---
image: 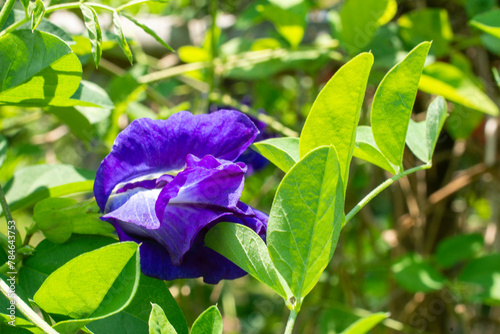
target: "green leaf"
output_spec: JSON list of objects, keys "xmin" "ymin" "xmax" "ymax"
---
[
  {"xmin": 28, "ymin": 0, "xmax": 46, "ymax": 31},
  {"xmin": 116, "ymin": 0, "xmax": 169, "ymax": 12},
  {"xmin": 341, "ymin": 313, "xmax": 389, "ymax": 334},
  {"xmin": 426, "ymin": 96, "xmax": 448, "ymax": 161},
  {"xmin": 149, "ymin": 303, "xmax": 177, "ymax": 334},
  {"xmin": 205, "ymin": 223, "xmax": 290, "ymax": 299},
  {"xmin": 113, "ymin": 12, "xmax": 133, "ymax": 64},
  {"xmin": 87, "ymin": 274, "xmax": 188, "ymax": 334},
  {"xmin": 177, "ymin": 46, "xmax": 210, "ymax": 63},
  {"xmin": 445, "ymin": 105, "xmax": 484, "ymax": 140},
  {"xmin": 340, "ymin": 0, "xmax": 397, "ymax": 54},
  {"xmin": 0, "ymin": 134, "xmax": 6, "ymax": 168},
  {"xmin": 0, "ymin": 30, "xmax": 82, "ymax": 107},
  {"xmin": 299, "ymin": 53, "xmax": 373, "ymax": 191},
  {"xmin": 392, "ymin": 253, "xmax": 446, "ymax": 293},
  {"xmin": 121, "ymin": 14, "xmax": 174, "ymax": 51},
  {"xmin": 406, "ymin": 119, "xmax": 428, "ymax": 163},
  {"xmin": 33, "ymin": 198, "xmax": 115, "ymax": 244},
  {"xmin": 268, "ymin": 146, "xmax": 344, "ymax": 302},
  {"xmin": 20, "ymin": 0, "xmax": 30, "ymax": 16},
  {"xmin": 398, "ymin": 9, "xmax": 453, "ymax": 57},
  {"xmin": 1, "ymin": 164, "xmax": 95, "ymax": 215},
  {"xmin": 353, "ymin": 126, "xmax": 397, "ymax": 175},
  {"xmin": 2, "ymin": 10, "xmax": 73, "ymax": 43},
  {"xmin": 35, "ymin": 242, "xmax": 140, "ymax": 333},
  {"xmin": 459, "ymin": 254, "xmax": 500, "ymax": 303},
  {"xmin": 419, "ymin": 62, "xmax": 499, "ymax": 116},
  {"xmin": 191, "ymin": 306, "xmax": 223, "ymax": 334},
  {"xmin": 67, "ymin": 80, "xmax": 114, "ymax": 108},
  {"xmin": 80, "ymin": 4, "xmax": 103, "ymax": 68},
  {"xmin": 257, "ymin": 4, "xmax": 306, "ymax": 49},
  {"xmin": 465, "ymin": 0, "xmax": 496, "ymax": 18},
  {"xmin": 48, "ymin": 105, "xmax": 111, "ymax": 141},
  {"xmin": 371, "ymin": 41, "xmax": 431, "ymax": 169},
  {"xmin": 470, "ymin": 9, "xmax": 500, "ymax": 39},
  {"xmin": 252, "ymin": 137, "xmax": 299, "ymax": 173},
  {"xmin": 436, "ymin": 234, "xmax": 484, "ymax": 268},
  {"xmin": 18, "ymin": 235, "xmax": 117, "ymax": 298}
]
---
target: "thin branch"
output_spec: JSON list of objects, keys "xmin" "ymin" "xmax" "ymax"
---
[{"xmin": 0, "ymin": 279, "xmax": 58, "ymax": 334}]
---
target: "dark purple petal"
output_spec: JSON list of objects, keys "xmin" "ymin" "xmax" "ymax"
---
[
  {"xmin": 154, "ymin": 161, "xmax": 247, "ymax": 264},
  {"xmin": 116, "ymin": 179, "xmax": 157, "ymax": 194},
  {"xmin": 113, "ymin": 213, "xmax": 268, "ymax": 284},
  {"xmin": 94, "ymin": 110, "xmax": 259, "ymax": 211}
]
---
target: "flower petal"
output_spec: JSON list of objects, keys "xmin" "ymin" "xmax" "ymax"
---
[
  {"xmin": 113, "ymin": 213, "xmax": 268, "ymax": 284},
  {"xmin": 103, "ymin": 187, "xmax": 162, "ymax": 230},
  {"xmin": 154, "ymin": 161, "xmax": 247, "ymax": 264},
  {"xmin": 94, "ymin": 110, "xmax": 259, "ymax": 211}
]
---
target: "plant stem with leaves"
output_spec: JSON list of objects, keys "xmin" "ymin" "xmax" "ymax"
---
[{"xmin": 0, "ymin": 0, "xmax": 16, "ymax": 31}]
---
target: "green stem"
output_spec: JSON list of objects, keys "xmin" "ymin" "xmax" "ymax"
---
[
  {"xmin": 344, "ymin": 164, "xmax": 432, "ymax": 225},
  {"xmin": 284, "ymin": 309, "xmax": 298, "ymax": 334},
  {"xmin": 0, "ymin": 0, "xmax": 16, "ymax": 32},
  {"xmin": 0, "ymin": 1, "xmax": 115, "ymax": 37},
  {"xmin": 0, "ymin": 278, "xmax": 59, "ymax": 334},
  {"xmin": 0, "ymin": 183, "xmax": 21, "ymax": 248}
]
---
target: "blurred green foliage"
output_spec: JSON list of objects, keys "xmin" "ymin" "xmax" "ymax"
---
[{"xmin": 1, "ymin": 0, "xmax": 500, "ymax": 333}]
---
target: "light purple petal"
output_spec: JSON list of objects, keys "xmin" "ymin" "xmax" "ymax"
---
[
  {"xmin": 94, "ymin": 110, "xmax": 259, "ymax": 211},
  {"xmin": 154, "ymin": 160, "xmax": 247, "ymax": 264},
  {"xmin": 103, "ymin": 187, "xmax": 162, "ymax": 230}
]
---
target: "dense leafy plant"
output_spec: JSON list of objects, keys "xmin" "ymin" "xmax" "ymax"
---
[{"xmin": 1, "ymin": 0, "xmax": 500, "ymax": 333}]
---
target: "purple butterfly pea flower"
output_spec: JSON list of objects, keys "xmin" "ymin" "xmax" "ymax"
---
[
  {"xmin": 94, "ymin": 110, "xmax": 268, "ymax": 284},
  {"xmin": 211, "ymin": 102, "xmax": 278, "ymax": 175}
]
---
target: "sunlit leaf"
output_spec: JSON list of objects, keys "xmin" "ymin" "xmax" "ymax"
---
[
  {"xmin": 205, "ymin": 223, "xmax": 290, "ymax": 299},
  {"xmin": 35, "ymin": 242, "xmax": 140, "ymax": 333},
  {"xmin": 252, "ymin": 137, "xmax": 299, "ymax": 173},
  {"xmin": 406, "ymin": 119, "xmax": 428, "ymax": 162},
  {"xmin": 177, "ymin": 46, "xmax": 210, "ymax": 63},
  {"xmin": 425, "ymin": 96, "xmax": 448, "ymax": 161},
  {"xmin": 0, "ymin": 30, "xmax": 82, "ymax": 107},
  {"xmin": 354, "ymin": 126, "xmax": 397, "ymax": 175},
  {"xmin": 419, "ymin": 62, "xmax": 499, "ymax": 116},
  {"xmin": 33, "ymin": 198, "xmax": 115, "ymax": 244},
  {"xmin": 67, "ymin": 80, "xmax": 114, "ymax": 108},
  {"xmin": 121, "ymin": 14, "xmax": 174, "ymax": 51},
  {"xmin": 398, "ymin": 9, "xmax": 453, "ymax": 57},
  {"xmin": 87, "ymin": 274, "xmax": 188, "ymax": 334},
  {"xmin": 257, "ymin": 3, "xmax": 306, "ymax": 49},
  {"xmin": 459, "ymin": 254, "xmax": 500, "ymax": 303},
  {"xmin": 0, "ymin": 134, "xmax": 6, "ymax": 168},
  {"xmin": 470, "ymin": 9, "xmax": 500, "ymax": 39},
  {"xmin": 18, "ymin": 235, "xmax": 116, "ymax": 297},
  {"xmin": 445, "ymin": 104, "xmax": 484, "ymax": 140},
  {"xmin": 28, "ymin": 0, "xmax": 45, "ymax": 31},
  {"xmin": 191, "ymin": 306, "xmax": 222, "ymax": 334},
  {"xmin": 436, "ymin": 234, "xmax": 484, "ymax": 268},
  {"xmin": 80, "ymin": 4, "xmax": 103, "ymax": 68},
  {"xmin": 149, "ymin": 303, "xmax": 177, "ymax": 334},
  {"xmin": 341, "ymin": 313, "xmax": 389, "ymax": 334},
  {"xmin": 371, "ymin": 42, "xmax": 431, "ymax": 169},
  {"xmin": 1, "ymin": 164, "xmax": 95, "ymax": 216},
  {"xmin": 299, "ymin": 53, "xmax": 373, "ymax": 190},
  {"xmin": 268, "ymin": 146, "xmax": 344, "ymax": 302},
  {"xmin": 116, "ymin": 0, "xmax": 169, "ymax": 12},
  {"xmin": 340, "ymin": 0, "xmax": 397, "ymax": 54},
  {"xmin": 2, "ymin": 9, "xmax": 73, "ymax": 43},
  {"xmin": 392, "ymin": 253, "xmax": 446, "ymax": 293},
  {"xmin": 113, "ymin": 11, "xmax": 133, "ymax": 64}
]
